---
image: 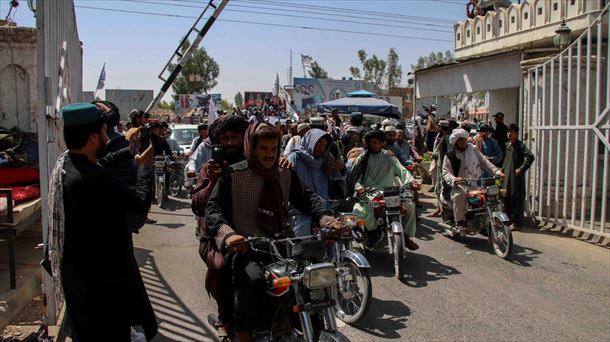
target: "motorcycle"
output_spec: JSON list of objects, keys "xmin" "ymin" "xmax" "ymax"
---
[
  {"xmin": 168, "ymin": 155, "xmax": 187, "ymax": 197},
  {"xmin": 440, "ymin": 176, "xmax": 513, "ymax": 259},
  {"xmin": 215, "ymin": 235, "xmax": 350, "ymax": 342},
  {"xmin": 317, "ymin": 213, "xmax": 372, "ymax": 325},
  {"xmin": 153, "ymin": 155, "xmax": 169, "ymax": 209},
  {"xmin": 353, "ymin": 178, "xmax": 413, "ymax": 279}
]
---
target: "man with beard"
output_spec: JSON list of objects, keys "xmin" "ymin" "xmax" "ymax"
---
[
  {"xmin": 191, "ymin": 115, "xmax": 250, "ymax": 339},
  {"xmin": 189, "ymin": 123, "xmax": 209, "ymax": 156},
  {"xmin": 288, "ymin": 128, "xmax": 344, "ymax": 236},
  {"xmin": 347, "ymin": 130, "xmax": 421, "ymax": 250},
  {"xmin": 52, "ymin": 104, "xmax": 157, "ymax": 341},
  {"xmin": 492, "ymin": 112, "xmax": 509, "ymax": 158},
  {"xmin": 205, "ymin": 122, "xmax": 339, "ymax": 342},
  {"xmin": 384, "ymin": 126, "xmax": 411, "ymax": 167},
  {"xmin": 442, "ymin": 129, "xmax": 504, "ymax": 228}
]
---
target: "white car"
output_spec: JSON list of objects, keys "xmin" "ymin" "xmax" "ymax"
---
[{"xmin": 170, "ymin": 124, "xmax": 199, "ymax": 154}]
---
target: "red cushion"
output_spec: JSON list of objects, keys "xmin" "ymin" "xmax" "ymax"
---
[
  {"xmin": 0, "ymin": 185, "xmax": 40, "ymax": 204},
  {"xmin": 0, "ymin": 167, "xmax": 39, "ymax": 187}
]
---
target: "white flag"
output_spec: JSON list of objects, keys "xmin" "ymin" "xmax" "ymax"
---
[
  {"xmin": 301, "ymin": 54, "xmax": 313, "ymax": 68},
  {"xmin": 207, "ymin": 96, "xmax": 217, "ymax": 124},
  {"xmin": 273, "ymin": 73, "xmax": 280, "ymax": 96}
]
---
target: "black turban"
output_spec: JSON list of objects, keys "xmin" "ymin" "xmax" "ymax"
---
[
  {"xmin": 209, "ymin": 115, "xmax": 249, "ymax": 144},
  {"xmin": 363, "ymin": 129, "xmax": 386, "ymax": 144}
]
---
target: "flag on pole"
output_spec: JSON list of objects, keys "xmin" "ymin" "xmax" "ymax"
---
[
  {"xmin": 301, "ymin": 54, "xmax": 313, "ymax": 68},
  {"xmin": 273, "ymin": 73, "xmax": 280, "ymax": 96},
  {"xmin": 207, "ymin": 96, "xmax": 217, "ymax": 124},
  {"xmin": 96, "ymin": 63, "xmax": 106, "ymax": 91}
]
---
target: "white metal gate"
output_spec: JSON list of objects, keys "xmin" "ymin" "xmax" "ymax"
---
[
  {"xmin": 523, "ymin": 4, "xmax": 610, "ymax": 238},
  {"xmin": 36, "ymin": 0, "xmax": 83, "ymax": 324}
]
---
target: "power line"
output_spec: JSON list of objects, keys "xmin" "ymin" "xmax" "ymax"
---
[
  {"xmin": 122, "ymin": 0, "xmax": 453, "ymax": 33},
  {"xmin": 232, "ymin": 0, "xmax": 457, "ymax": 23},
  {"xmin": 74, "ymin": 5, "xmax": 454, "ymax": 42},
  {"xmin": 172, "ymin": 0, "xmax": 457, "ymax": 24}
]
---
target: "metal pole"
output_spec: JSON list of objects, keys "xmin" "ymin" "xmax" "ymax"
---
[
  {"xmin": 539, "ymin": 65, "xmax": 546, "ymax": 219},
  {"xmin": 589, "ymin": 21, "xmax": 602, "ymax": 233},
  {"xmin": 547, "ymin": 59, "xmax": 554, "ymax": 221},
  {"xmin": 580, "ymin": 29, "xmax": 592, "ymax": 228},
  {"xmin": 601, "ymin": 10, "xmax": 610, "ymax": 233},
  {"xmin": 146, "ymin": 0, "xmax": 230, "ymax": 113},
  {"xmin": 572, "ymin": 38, "xmax": 582, "ymax": 226},
  {"xmin": 555, "ymin": 53, "xmax": 562, "ymax": 224},
  {"xmin": 563, "ymin": 45, "xmax": 573, "ymax": 223}
]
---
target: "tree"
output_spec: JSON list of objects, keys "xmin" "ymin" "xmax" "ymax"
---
[
  {"xmin": 170, "ymin": 39, "xmax": 220, "ymax": 95},
  {"xmin": 386, "ymin": 48, "xmax": 403, "ymax": 91},
  {"xmin": 349, "ymin": 49, "xmax": 386, "ymax": 94},
  {"xmin": 308, "ymin": 61, "xmax": 329, "ymax": 79},
  {"xmin": 411, "ymin": 50, "xmax": 455, "ymax": 72},
  {"xmin": 234, "ymin": 92, "xmax": 244, "ymax": 108},
  {"xmin": 158, "ymin": 100, "xmax": 175, "ymax": 111},
  {"xmin": 220, "ymin": 99, "xmax": 232, "ymax": 112}
]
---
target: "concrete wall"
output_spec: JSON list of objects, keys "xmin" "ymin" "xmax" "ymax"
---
[
  {"xmin": 0, "ymin": 27, "xmax": 37, "ymax": 132},
  {"xmin": 105, "ymin": 89, "xmax": 154, "ymax": 120},
  {"xmin": 488, "ymin": 87, "xmax": 520, "ymax": 125},
  {"xmin": 455, "ymin": 0, "xmax": 604, "ymax": 60}
]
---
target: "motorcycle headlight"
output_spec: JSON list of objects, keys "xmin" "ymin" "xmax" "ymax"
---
[
  {"xmin": 341, "ymin": 213, "xmax": 358, "ymax": 228},
  {"xmin": 302, "ymin": 263, "xmax": 336, "ymax": 289}
]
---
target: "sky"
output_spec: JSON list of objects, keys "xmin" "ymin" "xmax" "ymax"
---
[{"xmin": 4, "ymin": 0, "xmax": 467, "ymax": 103}]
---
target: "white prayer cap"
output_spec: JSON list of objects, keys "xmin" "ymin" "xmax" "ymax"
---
[
  {"xmin": 384, "ymin": 125, "xmax": 397, "ymax": 133},
  {"xmin": 449, "ymin": 128, "xmax": 469, "ymax": 145}
]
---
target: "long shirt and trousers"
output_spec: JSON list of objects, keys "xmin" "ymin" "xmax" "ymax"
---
[
  {"xmin": 351, "ymin": 152, "xmax": 417, "ymax": 238},
  {"xmin": 61, "ymin": 150, "xmax": 157, "ymax": 341},
  {"xmin": 442, "ymin": 145, "xmax": 499, "ymax": 223},
  {"xmin": 502, "ymin": 140, "xmax": 535, "ymax": 226}
]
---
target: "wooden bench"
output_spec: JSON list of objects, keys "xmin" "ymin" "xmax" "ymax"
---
[{"xmin": 0, "ymin": 189, "xmax": 41, "ymax": 290}]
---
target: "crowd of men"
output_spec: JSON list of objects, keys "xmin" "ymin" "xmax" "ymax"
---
[{"xmin": 47, "ymin": 99, "xmax": 534, "ymax": 341}]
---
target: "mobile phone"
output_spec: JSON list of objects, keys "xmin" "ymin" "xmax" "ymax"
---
[{"xmin": 212, "ymin": 144, "xmax": 226, "ymax": 167}]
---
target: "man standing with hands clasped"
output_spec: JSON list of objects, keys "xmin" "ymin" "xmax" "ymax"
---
[{"xmin": 502, "ymin": 124, "xmax": 535, "ymax": 231}]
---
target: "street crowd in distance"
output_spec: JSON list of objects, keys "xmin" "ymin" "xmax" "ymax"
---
[{"xmin": 47, "ymin": 99, "xmax": 534, "ymax": 342}]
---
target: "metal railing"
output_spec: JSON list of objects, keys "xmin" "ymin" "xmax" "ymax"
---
[
  {"xmin": 523, "ymin": 3, "xmax": 610, "ymax": 238},
  {"xmin": 36, "ymin": 0, "xmax": 83, "ymax": 325}
]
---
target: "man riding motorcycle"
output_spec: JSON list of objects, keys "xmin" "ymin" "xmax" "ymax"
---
[
  {"xmin": 441, "ymin": 128, "xmax": 505, "ymax": 228},
  {"xmin": 205, "ymin": 122, "xmax": 340, "ymax": 342},
  {"xmin": 347, "ymin": 130, "xmax": 421, "ymax": 250}
]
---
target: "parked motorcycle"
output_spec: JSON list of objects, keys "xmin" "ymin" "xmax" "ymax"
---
[
  {"xmin": 353, "ymin": 178, "xmax": 413, "ymax": 279},
  {"xmin": 214, "ymin": 235, "xmax": 350, "ymax": 342},
  {"xmin": 153, "ymin": 155, "xmax": 169, "ymax": 208},
  {"xmin": 317, "ymin": 213, "xmax": 372, "ymax": 325},
  {"xmin": 168, "ymin": 155, "xmax": 187, "ymax": 197},
  {"xmin": 440, "ymin": 176, "xmax": 513, "ymax": 259}
]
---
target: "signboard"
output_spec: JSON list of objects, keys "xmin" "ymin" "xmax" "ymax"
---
[
  {"xmin": 174, "ymin": 93, "xmax": 221, "ymax": 117},
  {"xmin": 292, "ymin": 78, "xmax": 374, "ymax": 112},
  {"xmin": 244, "ymin": 92, "xmax": 273, "ymax": 109},
  {"xmin": 104, "ymin": 89, "xmax": 154, "ymax": 120}
]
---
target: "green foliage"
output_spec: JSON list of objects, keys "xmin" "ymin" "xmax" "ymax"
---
[
  {"xmin": 234, "ymin": 92, "xmax": 244, "ymax": 107},
  {"xmin": 411, "ymin": 50, "xmax": 455, "ymax": 72},
  {"xmin": 170, "ymin": 39, "xmax": 220, "ymax": 95},
  {"xmin": 158, "ymin": 100, "xmax": 174, "ymax": 111},
  {"xmin": 349, "ymin": 48, "xmax": 403, "ymax": 94},
  {"xmin": 220, "ymin": 99, "xmax": 232, "ymax": 111},
  {"xmin": 308, "ymin": 62, "xmax": 329, "ymax": 79}
]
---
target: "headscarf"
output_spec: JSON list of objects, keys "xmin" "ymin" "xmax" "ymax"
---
[
  {"xmin": 290, "ymin": 129, "xmax": 333, "ymax": 199},
  {"xmin": 449, "ymin": 128, "xmax": 469, "ymax": 145},
  {"xmin": 244, "ymin": 122, "xmax": 288, "ymax": 236}
]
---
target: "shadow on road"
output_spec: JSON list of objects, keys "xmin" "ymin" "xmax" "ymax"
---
[
  {"xmin": 134, "ymin": 247, "xmax": 216, "ymax": 342},
  {"xmin": 156, "ymin": 199, "xmax": 192, "ymax": 212},
  {"xmin": 153, "ymin": 223, "xmax": 186, "ymax": 230},
  {"xmin": 416, "ymin": 215, "xmax": 444, "ymax": 241},
  {"xmin": 458, "ymin": 234, "xmax": 543, "ymax": 267},
  {"xmin": 353, "ymin": 297, "xmax": 411, "ymax": 339},
  {"xmin": 367, "ymin": 251, "xmax": 460, "ymax": 287}
]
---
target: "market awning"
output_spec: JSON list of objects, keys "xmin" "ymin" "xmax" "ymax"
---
[{"xmin": 317, "ymin": 96, "xmax": 401, "ymax": 119}]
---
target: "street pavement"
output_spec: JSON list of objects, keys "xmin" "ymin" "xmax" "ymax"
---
[{"xmin": 133, "ymin": 189, "xmax": 610, "ymax": 341}]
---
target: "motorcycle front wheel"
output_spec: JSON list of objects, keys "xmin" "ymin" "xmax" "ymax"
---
[
  {"xmin": 169, "ymin": 171, "xmax": 183, "ymax": 197},
  {"xmin": 156, "ymin": 178, "xmax": 166, "ymax": 209},
  {"xmin": 490, "ymin": 217, "xmax": 512, "ymax": 259},
  {"xmin": 319, "ymin": 330, "xmax": 350, "ymax": 342},
  {"xmin": 393, "ymin": 233, "xmax": 404, "ymax": 279},
  {"xmin": 334, "ymin": 260, "xmax": 372, "ymax": 325}
]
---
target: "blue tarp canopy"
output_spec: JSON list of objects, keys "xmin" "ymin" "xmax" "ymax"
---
[{"xmin": 317, "ymin": 92, "xmax": 401, "ymax": 119}]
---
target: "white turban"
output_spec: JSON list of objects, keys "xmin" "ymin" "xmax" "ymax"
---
[
  {"xmin": 384, "ymin": 125, "xmax": 397, "ymax": 133},
  {"xmin": 449, "ymin": 128, "xmax": 469, "ymax": 145}
]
